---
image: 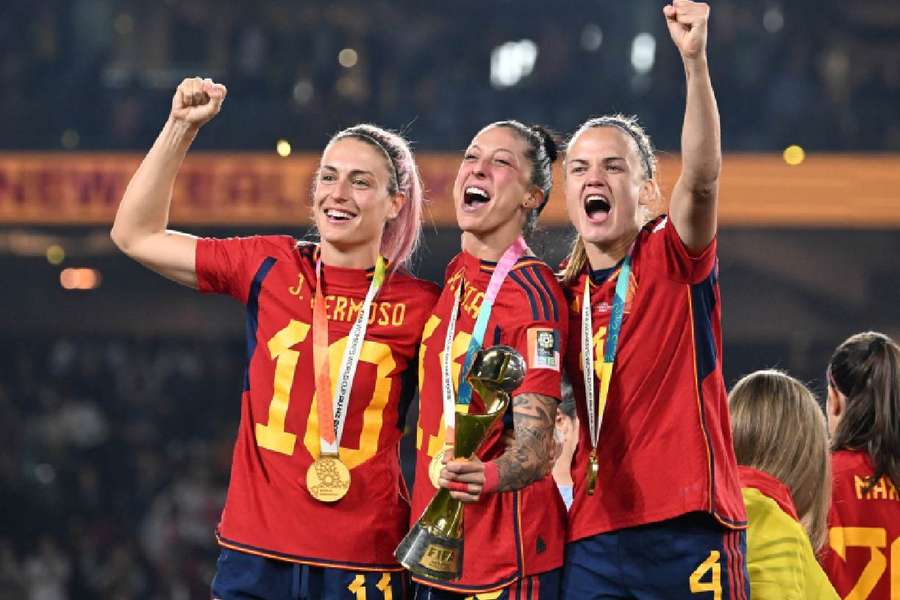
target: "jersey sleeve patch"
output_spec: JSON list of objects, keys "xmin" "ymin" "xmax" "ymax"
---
[{"xmin": 527, "ymin": 328, "xmax": 560, "ymax": 371}]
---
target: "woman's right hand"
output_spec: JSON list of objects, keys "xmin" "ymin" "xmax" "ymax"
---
[
  {"xmin": 170, "ymin": 77, "xmax": 227, "ymax": 128},
  {"xmin": 110, "ymin": 77, "xmax": 224, "ymax": 288}
]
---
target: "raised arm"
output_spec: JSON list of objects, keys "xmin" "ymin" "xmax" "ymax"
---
[
  {"xmin": 664, "ymin": 1, "xmax": 720, "ymax": 253},
  {"xmin": 440, "ymin": 392, "xmax": 558, "ymax": 502},
  {"xmin": 110, "ymin": 77, "xmax": 227, "ymax": 288}
]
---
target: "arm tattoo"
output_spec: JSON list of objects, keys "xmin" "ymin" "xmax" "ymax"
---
[{"xmin": 493, "ymin": 392, "xmax": 557, "ymax": 492}]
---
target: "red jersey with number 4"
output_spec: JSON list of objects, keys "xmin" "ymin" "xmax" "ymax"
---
[
  {"xmin": 195, "ymin": 236, "xmax": 440, "ymax": 570},
  {"xmin": 820, "ymin": 449, "xmax": 900, "ymax": 599},
  {"xmin": 411, "ymin": 251, "xmax": 569, "ymax": 593},
  {"xmin": 564, "ymin": 217, "xmax": 746, "ymax": 542}
]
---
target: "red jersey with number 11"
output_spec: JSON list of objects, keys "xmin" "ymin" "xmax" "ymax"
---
[{"xmin": 196, "ymin": 235, "xmax": 439, "ymax": 570}]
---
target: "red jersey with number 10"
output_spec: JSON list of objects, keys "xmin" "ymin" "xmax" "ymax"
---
[
  {"xmin": 196, "ymin": 235, "xmax": 440, "ymax": 570},
  {"xmin": 563, "ymin": 217, "xmax": 746, "ymax": 542},
  {"xmin": 412, "ymin": 251, "xmax": 569, "ymax": 593},
  {"xmin": 820, "ymin": 449, "xmax": 900, "ymax": 599}
]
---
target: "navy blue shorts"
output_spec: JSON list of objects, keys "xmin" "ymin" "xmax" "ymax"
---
[
  {"xmin": 412, "ymin": 569, "xmax": 560, "ymax": 600},
  {"xmin": 561, "ymin": 513, "xmax": 749, "ymax": 600},
  {"xmin": 211, "ymin": 548, "xmax": 409, "ymax": 600}
]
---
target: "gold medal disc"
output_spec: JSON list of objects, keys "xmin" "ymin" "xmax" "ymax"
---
[{"xmin": 306, "ymin": 455, "xmax": 351, "ymax": 502}]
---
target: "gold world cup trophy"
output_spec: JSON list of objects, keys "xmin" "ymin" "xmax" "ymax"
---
[{"xmin": 394, "ymin": 344, "xmax": 526, "ymax": 581}]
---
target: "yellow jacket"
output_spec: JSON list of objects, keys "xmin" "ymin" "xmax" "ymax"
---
[{"xmin": 739, "ymin": 466, "xmax": 839, "ymax": 600}]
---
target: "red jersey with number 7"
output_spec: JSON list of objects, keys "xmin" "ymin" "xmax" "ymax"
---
[
  {"xmin": 411, "ymin": 251, "xmax": 569, "ymax": 593},
  {"xmin": 820, "ymin": 449, "xmax": 900, "ymax": 599},
  {"xmin": 563, "ymin": 216, "xmax": 746, "ymax": 541},
  {"xmin": 195, "ymin": 235, "xmax": 440, "ymax": 570}
]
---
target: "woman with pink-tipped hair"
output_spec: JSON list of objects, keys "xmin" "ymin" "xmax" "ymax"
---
[{"xmin": 111, "ymin": 76, "xmax": 439, "ymax": 599}]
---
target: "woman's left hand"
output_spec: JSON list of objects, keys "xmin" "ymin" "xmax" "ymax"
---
[{"xmin": 663, "ymin": 0, "xmax": 710, "ymax": 61}]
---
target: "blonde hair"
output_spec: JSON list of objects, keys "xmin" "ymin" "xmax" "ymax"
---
[
  {"xmin": 729, "ymin": 369, "xmax": 831, "ymax": 552},
  {"xmin": 559, "ymin": 114, "xmax": 661, "ymax": 285}
]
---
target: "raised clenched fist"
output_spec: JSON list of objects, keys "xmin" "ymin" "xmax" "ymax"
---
[
  {"xmin": 663, "ymin": 0, "xmax": 710, "ymax": 61},
  {"xmin": 170, "ymin": 77, "xmax": 227, "ymax": 128}
]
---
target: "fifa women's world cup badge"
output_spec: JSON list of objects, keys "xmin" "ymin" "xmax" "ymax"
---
[
  {"xmin": 527, "ymin": 327, "xmax": 560, "ymax": 371},
  {"xmin": 395, "ymin": 345, "xmax": 526, "ymax": 581}
]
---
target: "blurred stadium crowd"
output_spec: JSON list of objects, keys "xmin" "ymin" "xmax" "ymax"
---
[
  {"xmin": 2, "ymin": 0, "xmax": 899, "ymax": 153},
  {"xmin": 1, "ymin": 337, "xmax": 242, "ymax": 599}
]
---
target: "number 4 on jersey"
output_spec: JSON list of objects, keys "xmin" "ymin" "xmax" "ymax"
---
[{"xmin": 690, "ymin": 550, "xmax": 723, "ymax": 600}]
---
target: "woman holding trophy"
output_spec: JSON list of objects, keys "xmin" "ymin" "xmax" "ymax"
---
[
  {"xmin": 405, "ymin": 121, "xmax": 569, "ymax": 599},
  {"xmin": 111, "ymin": 77, "xmax": 440, "ymax": 599}
]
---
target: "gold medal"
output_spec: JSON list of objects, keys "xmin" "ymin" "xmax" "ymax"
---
[
  {"xmin": 587, "ymin": 450, "xmax": 599, "ymax": 496},
  {"xmin": 428, "ymin": 445, "xmax": 453, "ymax": 489},
  {"xmin": 306, "ymin": 455, "xmax": 351, "ymax": 502}
]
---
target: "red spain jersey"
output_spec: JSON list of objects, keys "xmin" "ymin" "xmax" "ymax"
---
[
  {"xmin": 563, "ymin": 216, "xmax": 746, "ymax": 542},
  {"xmin": 411, "ymin": 251, "xmax": 569, "ymax": 593},
  {"xmin": 820, "ymin": 449, "xmax": 900, "ymax": 599},
  {"xmin": 195, "ymin": 235, "xmax": 440, "ymax": 570}
]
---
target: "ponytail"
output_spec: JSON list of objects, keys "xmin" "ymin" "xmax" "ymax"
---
[
  {"xmin": 560, "ymin": 236, "xmax": 588, "ymax": 286},
  {"xmin": 829, "ymin": 331, "xmax": 900, "ymax": 490}
]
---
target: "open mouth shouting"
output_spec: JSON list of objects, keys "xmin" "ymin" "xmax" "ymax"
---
[
  {"xmin": 323, "ymin": 207, "xmax": 357, "ymax": 223},
  {"xmin": 462, "ymin": 185, "xmax": 491, "ymax": 212},
  {"xmin": 584, "ymin": 193, "xmax": 611, "ymax": 223}
]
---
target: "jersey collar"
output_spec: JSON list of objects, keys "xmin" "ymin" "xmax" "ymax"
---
[{"xmin": 738, "ymin": 465, "xmax": 800, "ymax": 521}]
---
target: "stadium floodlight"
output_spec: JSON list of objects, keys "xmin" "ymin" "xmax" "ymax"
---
[
  {"xmin": 630, "ymin": 33, "xmax": 656, "ymax": 75},
  {"xmin": 490, "ymin": 40, "xmax": 539, "ymax": 88}
]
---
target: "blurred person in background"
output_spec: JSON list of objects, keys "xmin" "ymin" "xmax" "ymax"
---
[
  {"xmin": 24, "ymin": 536, "xmax": 70, "ymax": 600},
  {"xmin": 411, "ymin": 121, "xmax": 568, "ymax": 598},
  {"xmin": 552, "ymin": 377, "xmax": 578, "ymax": 510},
  {"xmin": 559, "ymin": 2, "xmax": 750, "ymax": 597},
  {"xmin": 111, "ymin": 76, "xmax": 440, "ymax": 599},
  {"xmin": 729, "ymin": 369, "xmax": 839, "ymax": 599},
  {"xmin": 0, "ymin": 539, "xmax": 26, "ymax": 600},
  {"xmin": 820, "ymin": 331, "xmax": 900, "ymax": 599}
]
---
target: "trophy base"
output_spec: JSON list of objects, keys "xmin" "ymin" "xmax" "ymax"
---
[{"xmin": 394, "ymin": 522, "xmax": 462, "ymax": 581}]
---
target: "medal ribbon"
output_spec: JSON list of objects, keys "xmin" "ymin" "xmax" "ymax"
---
[
  {"xmin": 313, "ymin": 254, "xmax": 386, "ymax": 456},
  {"xmin": 582, "ymin": 254, "xmax": 632, "ymax": 457},
  {"xmin": 440, "ymin": 237, "xmax": 528, "ymax": 437}
]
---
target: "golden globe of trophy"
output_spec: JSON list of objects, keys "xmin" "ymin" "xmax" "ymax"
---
[{"xmin": 394, "ymin": 344, "xmax": 526, "ymax": 581}]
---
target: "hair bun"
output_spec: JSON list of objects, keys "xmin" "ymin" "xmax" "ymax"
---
[{"xmin": 530, "ymin": 124, "xmax": 560, "ymax": 163}]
